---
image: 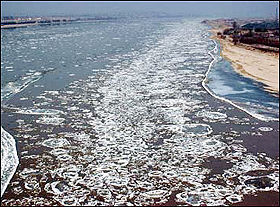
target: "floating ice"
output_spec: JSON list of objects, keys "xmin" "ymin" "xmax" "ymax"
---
[
  {"xmin": 182, "ymin": 123, "xmax": 212, "ymax": 136},
  {"xmin": 1, "ymin": 72, "xmax": 42, "ymax": 101},
  {"xmin": 196, "ymin": 110, "xmax": 227, "ymax": 120},
  {"xmin": 258, "ymin": 127, "xmax": 273, "ymax": 132},
  {"xmin": 1, "ymin": 127, "xmax": 19, "ymax": 197},
  {"xmin": 97, "ymin": 189, "xmax": 112, "ymax": 200},
  {"xmin": 47, "ymin": 181, "xmax": 71, "ymax": 195},
  {"xmin": 41, "ymin": 138, "xmax": 70, "ymax": 148},
  {"xmin": 226, "ymin": 194, "xmax": 243, "ymax": 203},
  {"xmin": 57, "ymin": 154, "xmax": 72, "ymax": 161},
  {"xmin": 176, "ymin": 191, "xmax": 202, "ymax": 205},
  {"xmin": 148, "ymin": 171, "xmax": 163, "ymax": 178},
  {"xmin": 143, "ymin": 190, "xmax": 168, "ymax": 199},
  {"xmin": 19, "ymin": 168, "xmax": 40, "ymax": 179},
  {"xmin": 45, "ymin": 91, "xmax": 59, "ymax": 95},
  {"xmin": 36, "ymin": 116, "xmax": 65, "ymax": 125},
  {"xmin": 24, "ymin": 178, "xmax": 40, "ymax": 192},
  {"xmin": 49, "ymin": 148, "xmax": 68, "ymax": 156},
  {"xmin": 14, "ymin": 108, "xmax": 64, "ymax": 115}
]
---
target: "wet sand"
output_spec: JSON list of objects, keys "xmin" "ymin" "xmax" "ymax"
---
[{"xmin": 209, "ymin": 25, "xmax": 279, "ymax": 96}]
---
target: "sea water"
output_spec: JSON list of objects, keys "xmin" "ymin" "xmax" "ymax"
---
[
  {"xmin": 1, "ymin": 16, "xmax": 279, "ymax": 205},
  {"xmin": 203, "ymin": 40, "xmax": 279, "ymax": 121}
]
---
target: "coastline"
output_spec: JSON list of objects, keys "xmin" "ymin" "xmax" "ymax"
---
[
  {"xmin": 209, "ymin": 26, "xmax": 279, "ymax": 97},
  {"xmin": 203, "ymin": 20, "xmax": 279, "ymax": 206},
  {"xmin": 202, "ymin": 39, "xmax": 278, "ymax": 122}
]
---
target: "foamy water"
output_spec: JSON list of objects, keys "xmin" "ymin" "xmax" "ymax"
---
[{"xmin": 1, "ymin": 18, "xmax": 279, "ymax": 205}]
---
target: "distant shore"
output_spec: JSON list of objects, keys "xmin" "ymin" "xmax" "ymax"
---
[
  {"xmin": 1, "ymin": 23, "xmax": 37, "ymax": 29},
  {"xmin": 1, "ymin": 16, "xmax": 116, "ymax": 29},
  {"xmin": 205, "ymin": 19, "xmax": 279, "ymax": 96}
]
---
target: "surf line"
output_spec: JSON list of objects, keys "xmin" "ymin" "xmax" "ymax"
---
[{"xmin": 202, "ymin": 39, "xmax": 278, "ymax": 122}]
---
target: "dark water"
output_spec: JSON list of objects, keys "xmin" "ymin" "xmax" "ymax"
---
[{"xmin": 1, "ymin": 17, "xmax": 279, "ymax": 206}]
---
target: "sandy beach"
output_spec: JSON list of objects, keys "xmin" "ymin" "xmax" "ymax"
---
[{"xmin": 209, "ymin": 24, "xmax": 279, "ymax": 96}]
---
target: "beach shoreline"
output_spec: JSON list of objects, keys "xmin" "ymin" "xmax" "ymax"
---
[
  {"xmin": 202, "ymin": 19, "xmax": 279, "ymax": 206},
  {"xmin": 207, "ymin": 21, "xmax": 279, "ymax": 97}
]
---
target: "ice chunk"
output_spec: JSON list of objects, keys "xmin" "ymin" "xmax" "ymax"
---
[{"xmin": 1, "ymin": 127, "xmax": 19, "ymax": 197}]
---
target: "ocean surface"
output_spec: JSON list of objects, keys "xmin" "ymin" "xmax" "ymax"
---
[{"xmin": 1, "ymin": 17, "xmax": 279, "ymax": 205}]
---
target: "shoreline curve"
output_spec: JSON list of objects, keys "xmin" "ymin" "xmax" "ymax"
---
[{"xmin": 202, "ymin": 39, "xmax": 278, "ymax": 122}]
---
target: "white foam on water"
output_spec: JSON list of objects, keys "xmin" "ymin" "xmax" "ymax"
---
[{"xmin": 1, "ymin": 127, "xmax": 19, "ymax": 197}]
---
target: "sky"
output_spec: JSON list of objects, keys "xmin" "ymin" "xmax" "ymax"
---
[{"xmin": 1, "ymin": 1, "xmax": 279, "ymax": 19}]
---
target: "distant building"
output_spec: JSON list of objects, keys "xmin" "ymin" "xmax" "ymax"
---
[{"xmin": 221, "ymin": 19, "xmax": 279, "ymax": 48}]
